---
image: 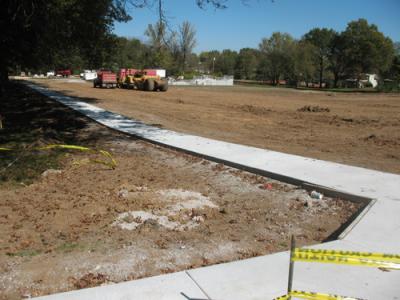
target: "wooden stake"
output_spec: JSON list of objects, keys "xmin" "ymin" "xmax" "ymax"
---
[{"xmin": 287, "ymin": 235, "xmax": 296, "ymax": 298}]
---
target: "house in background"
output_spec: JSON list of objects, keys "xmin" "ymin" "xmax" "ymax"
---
[{"xmin": 345, "ymin": 73, "xmax": 378, "ymax": 88}]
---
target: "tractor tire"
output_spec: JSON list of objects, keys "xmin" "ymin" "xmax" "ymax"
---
[
  {"xmin": 145, "ymin": 79, "xmax": 154, "ymax": 91},
  {"xmin": 159, "ymin": 81, "xmax": 168, "ymax": 92}
]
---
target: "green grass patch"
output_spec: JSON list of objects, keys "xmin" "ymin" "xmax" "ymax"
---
[
  {"xmin": 0, "ymin": 150, "xmax": 63, "ymax": 186},
  {"xmin": 0, "ymin": 81, "xmax": 92, "ymax": 187},
  {"xmin": 6, "ymin": 249, "xmax": 41, "ymax": 257},
  {"xmin": 56, "ymin": 242, "xmax": 84, "ymax": 253},
  {"xmin": 295, "ymin": 87, "xmax": 380, "ymax": 93}
]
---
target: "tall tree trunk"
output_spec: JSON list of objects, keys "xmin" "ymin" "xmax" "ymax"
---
[
  {"xmin": 319, "ymin": 58, "xmax": 324, "ymax": 88},
  {"xmin": 333, "ymin": 72, "xmax": 339, "ymax": 88},
  {"xmin": 182, "ymin": 51, "xmax": 186, "ymax": 73},
  {"xmin": 0, "ymin": 62, "xmax": 9, "ymax": 97}
]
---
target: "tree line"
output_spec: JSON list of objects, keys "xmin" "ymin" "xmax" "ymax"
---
[
  {"xmin": 111, "ymin": 18, "xmax": 398, "ymax": 89},
  {"xmin": 3, "ymin": 1, "xmax": 399, "ymax": 91},
  {"xmin": 19, "ymin": 18, "xmax": 400, "ymax": 89},
  {"xmin": 0, "ymin": 0, "xmax": 224, "ymax": 94}
]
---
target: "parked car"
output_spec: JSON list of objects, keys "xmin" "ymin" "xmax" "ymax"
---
[{"xmin": 80, "ymin": 70, "xmax": 97, "ymax": 81}]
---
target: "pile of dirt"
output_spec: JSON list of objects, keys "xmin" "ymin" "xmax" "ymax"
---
[
  {"xmin": 113, "ymin": 187, "xmax": 219, "ymax": 231},
  {"xmin": 69, "ymin": 273, "xmax": 109, "ymax": 290},
  {"xmin": 235, "ymin": 104, "xmax": 273, "ymax": 115},
  {"xmin": 297, "ymin": 105, "xmax": 330, "ymax": 113},
  {"xmin": 361, "ymin": 134, "xmax": 400, "ymax": 146}
]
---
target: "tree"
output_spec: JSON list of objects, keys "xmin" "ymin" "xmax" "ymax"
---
[
  {"xmin": 328, "ymin": 33, "xmax": 347, "ymax": 87},
  {"xmin": 303, "ymin": 28, "xmax": 336, "ymax": 87},
  {"xmin": 258, "ymin": 32, "xmax": 295, "ymax": 85},
  {"xmin": 178, "ymin": 21, "xmax": 197, "ymax": 73},
  {"xmin": 218, "ymin": 49, "xmax": 238, "ymax": 75},
  {"xmin": 1, "ymin": 0, "xmax": 132, "ymax": 93},
  {"xmin": 199, "ymin": 50, "xmax": 220, "ymax": 74},
  {"xmin": 394, "ymin": 42, "xmax": 400, "ymax": 56},
  {"xmin": 384, "ymin": 42, "xmax": 400, "ymax": 82},
  {"xmin": 293, "ymin": 41, "xmax": 317, "ymax": 86},
  {"xmin": 341, "ymin": 19, "xmax": 394, "ymax": 78},
  {"xmin": 1, "ymin": 0, "xmax": 231, "ymax": 94},
  {"xmin": 235, "ymin": 48, "xmax": 260, "ymax": 80},
  {"xmin": 145, "ymin": 21, "xmax": 168, "ymax": 51},
  {"xmin": 144, "ymin": 21, "xmax": 174, "ymax": 67},
  {"xmin": 112, "ymin": 37, "xmax": 149, "ymax": 70}
]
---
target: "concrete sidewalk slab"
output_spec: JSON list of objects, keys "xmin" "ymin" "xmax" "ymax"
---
[
  {"xmin": 187, "ymin": 251, "xmax": 289, "ymax": 300},
  {"xmin": 344, "ymin": 199, "xmax": 400, "ymax": 251},
  {"xmin": 25, "ymin": 83, "xmax": 400, "ymax": 299},
  {"xmin": 187, "ymin": 240, "xmax": 400, "ymax": 300},
  {"xmin": 34, "ymin": 271, "xmax": 207, "ymax": 300}
]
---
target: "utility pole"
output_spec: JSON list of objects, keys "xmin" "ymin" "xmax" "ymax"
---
[{"xmin": 212, "ymin": 57, "xmax": 216, "ymax": 74}]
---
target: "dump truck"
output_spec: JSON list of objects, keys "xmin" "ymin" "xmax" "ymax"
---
[
  {"xmin": 56, "ymin": 69, "xmax": 71, "ymax": 77},
  {"xmin": 118, "ymin": 68, "xmax": 168, "ymax": 92},
  {"xmin": 93, "ymin": 71, "xmax": 117, "ymax": 88}
]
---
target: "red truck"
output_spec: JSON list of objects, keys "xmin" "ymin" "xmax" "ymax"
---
[
  {"xmin": 93, "ymin": 71, "xmax": 117, "ymax": 88},
  {"xmin": 56, "ymin": 69, "xmax": 72, "ymax": 77}
]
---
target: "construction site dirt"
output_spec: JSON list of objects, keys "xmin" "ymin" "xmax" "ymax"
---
[
  {"xmin": 33, "ymin": 79, "xmax": 400, "ymax": 174},
  {"xmin": 0, "ymin": 82, "xmax": 360, "ymax": 299}
]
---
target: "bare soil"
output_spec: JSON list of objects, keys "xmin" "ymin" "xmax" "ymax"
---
[
  {"xmin": 1, "ymin": 82, "xmax": 360, "ymax": 299},
  {"xmin": 32, "ymin": 78, "xmax": 400, "ymax": 174}
]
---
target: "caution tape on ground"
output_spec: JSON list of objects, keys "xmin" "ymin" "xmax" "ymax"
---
[
  {"xmin": 0, "ymin": 144, "xmax": 117, "ymax": 169},
  {"xmin": 292, "ymin": 248, "xmax": 400, "ymax": 270},
  {"xmin": 274, "ymin": 290, "xmax": 364, "ymax": 300}
]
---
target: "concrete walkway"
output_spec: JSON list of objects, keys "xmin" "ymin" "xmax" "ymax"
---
[{"xmin": 26, "ymin": 83, "xmax": 400, "ymax": 300}]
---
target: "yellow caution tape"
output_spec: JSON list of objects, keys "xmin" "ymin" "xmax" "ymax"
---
[
  {"xmin": 274, "ymin": 290, "xmax": 363, "ymax": 300},
  {"xmin": 0, "ymin": 144, "xmax": 117, "ymax": 169},
  {"xmin": 38, "ymin": 144, "xmax": 92, "ymax": 151},
  {"xmin": 98, "ymin": 149, "xmax": 117, "ymax": 168},
  {"xmin": 292, "ymin": 248, "xmax": 400, "ymax": 270}
]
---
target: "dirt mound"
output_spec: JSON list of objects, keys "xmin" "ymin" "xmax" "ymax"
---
[
  {"xmin": 361, "ymin": 134, "xmax": 400, "ymax": 146},
  {"xmin": 297, "ymin": 105, "xmax": 330, "ymax": 113},
  {"xmin": 113, "ymin": 188, "xmax": 218, "ymax": 231},
  {"xmin": 69, "ymin": 273, "xmax": 109, "ymax": 289},
  {"xmin": 235, "ymin": 104, "xmax": 273, "ymax": 115}
]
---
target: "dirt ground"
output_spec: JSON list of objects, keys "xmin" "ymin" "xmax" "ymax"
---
[
  {"xmin": 0, "ymin": 83, "xmax": 360, "ymax": 299},
  {"xmin": 31, "ymin": 78, "xmax": 400, "ymax": 174}
]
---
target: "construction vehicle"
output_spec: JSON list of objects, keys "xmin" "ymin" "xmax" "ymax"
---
[
  {"xmin": 56, "ymin": 69, "xmax": 71, "ymax": 77},
  {"xmin": 93, "ymin": 71, "xmax": 117, "ymax": 88},
  {"xmin": 118, "ymin": 69, "xmax": 168, "ymax": 92}
]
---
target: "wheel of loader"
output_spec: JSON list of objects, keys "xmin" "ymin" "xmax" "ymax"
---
[
  {"xmin": 145, "ymin": 79, "xmax": 154, "ymax": 91},
  {"xmin": 159, "ymin": 81, "xmax": 168, "ymax": 92}
]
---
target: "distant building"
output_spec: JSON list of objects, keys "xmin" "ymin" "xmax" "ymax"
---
[
  {"xmin": 360, "ymin": 73, "xmax": 379, "ymax": 88},
  {"xmin": 345, "ymin": 73, "xmax": 378, "ymax": 88}
]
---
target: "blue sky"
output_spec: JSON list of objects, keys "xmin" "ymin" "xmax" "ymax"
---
[{"xmin": 113, "ymin": 0, "xmax": 400, "ymax": 53}]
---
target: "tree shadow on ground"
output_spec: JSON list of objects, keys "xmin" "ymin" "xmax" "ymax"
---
[
  {"xmin": 0, "ymin": 81, "xmax": 136, "ymax": 185},
  {"xmin": 26, "ymin": 79, "xmax": 102, "ymax": 104}
]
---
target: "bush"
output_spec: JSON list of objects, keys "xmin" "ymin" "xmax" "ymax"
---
[{"xmin": 378, "ymin": 81, "xmax": 400, "ymax": 92}]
